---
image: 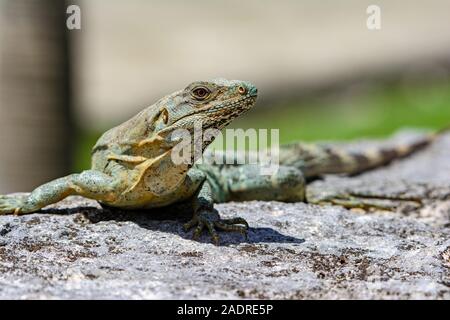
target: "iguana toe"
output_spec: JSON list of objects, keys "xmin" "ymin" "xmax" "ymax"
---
[
  {"xmin": 219, "ymin": 217, "xmax": 249, "ymax": 230},
  {"xmin": 191, "ymin": 221, "xmax": 205, "ymax": 240},
  {"xmin": 214, "ymin": 221, "xmax": 248, "ymax": 238},
  {"xmin": 0, "ymin": 204, "xmax": 21, "ymax": 215},
  {"xmin": 0, "ymin": 195, "xmax": 25, "ymax": 215},
  {"xmin": 183, "ymin": 218, "xmax": 198, "ymax": 232},
  {"xmin": 184, "ymin": 209, "xmax": 248, "ymax": 245},
  {"xmin": 203, "ymin": 220, "xmax": 220, "ymax": 245}
]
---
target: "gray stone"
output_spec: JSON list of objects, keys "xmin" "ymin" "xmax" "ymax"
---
[{"xmin": 0, "ymin": 132, "xmax": 449, "ymax": 299}]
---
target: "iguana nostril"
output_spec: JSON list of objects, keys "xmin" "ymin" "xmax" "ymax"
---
[
  {"xmin": 248, "ymin": 86, "xmax": 257, "ymax": 97},
  {"xmin": 238, "ymin": 86, "xmax": 247, "ymax": 95}
]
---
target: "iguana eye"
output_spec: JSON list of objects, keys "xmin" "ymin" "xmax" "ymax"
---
[
  {"xmin": 191, "ymin": 86, "xmax": 210, "ymax": 100},
  {"xmin": 238, "ymin": 86, "xmax": 247, "ymax": 95}
]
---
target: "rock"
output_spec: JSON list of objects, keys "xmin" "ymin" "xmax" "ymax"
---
[{"xmin": 0, "ymin": 132, "xmax": 449, "ymax": 299}]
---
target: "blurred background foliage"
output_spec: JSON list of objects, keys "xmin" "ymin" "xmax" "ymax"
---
[{"xmin": 1, "ymin": 0, "xmax": 450, "ymax": 192}]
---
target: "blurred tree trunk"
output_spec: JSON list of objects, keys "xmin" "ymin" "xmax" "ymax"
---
[{"xmin": 0, "ymin": 0, "xmax": 72, "ymax": 193}]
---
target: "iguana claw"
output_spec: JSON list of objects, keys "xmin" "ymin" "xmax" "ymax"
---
[{"xmin": 183, "ymin": 209, "xmax": 248, "ymax": 245}]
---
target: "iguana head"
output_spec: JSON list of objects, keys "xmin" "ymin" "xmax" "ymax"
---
[
  {"xmin": 151, "ymin": 79, "xmax": 257, "ymax": 155},
  {"xmin": 153, "ymin": 78, "xmax": 258, "ymax": 139},
  {"xmin": 93, "ymin": 79, "xmax": 257, "ymax": 157}
]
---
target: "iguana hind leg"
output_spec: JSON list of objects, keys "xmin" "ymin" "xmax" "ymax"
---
[
  {"xmin": 224, "ymin": 165, "xmax": 306, "ymax": 202},
  {"xmin": 0, "ymin": 170, "xmax": 118, "ymax": 215}
]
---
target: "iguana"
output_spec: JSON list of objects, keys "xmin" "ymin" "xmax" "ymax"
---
[{"xmin": 0, "ymin": 79, "xmax": 440, "ymax": 244}]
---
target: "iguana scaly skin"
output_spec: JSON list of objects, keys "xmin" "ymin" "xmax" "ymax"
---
[{"xmin": 0, "ymin": 79, "xmax": 439, "ymax": 244}]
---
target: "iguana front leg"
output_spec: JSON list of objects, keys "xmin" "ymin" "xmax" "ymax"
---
[
  {"xmin": 0, "ymin": 170, "xmax": 118, "ymax": 215},
  {"xmin": 183, "ymin": 169, "xmax": 248, "ymax": 245}
]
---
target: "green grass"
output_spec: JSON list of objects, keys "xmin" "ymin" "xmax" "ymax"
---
[{"xmin": 73, "ymin": 81, "xmax": 450, "ymax": 172}]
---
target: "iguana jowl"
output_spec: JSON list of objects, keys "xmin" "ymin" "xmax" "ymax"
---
[{"xmin": 0, "ymin": 79, "xmax": 438, "ymax": 244}]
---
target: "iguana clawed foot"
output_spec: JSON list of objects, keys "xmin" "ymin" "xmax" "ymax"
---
[
  {"xmin": 0, "ymin": 195, "xmax": 26, "ymax": 215},
  {"xmin": 183, "ymin": 209, "xmax": 249, "ymax": 245}
]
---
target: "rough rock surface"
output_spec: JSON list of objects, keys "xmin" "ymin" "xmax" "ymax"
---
[{"xmin": 0, "ymin": 132, "xmax": 449, "ymax": 299}]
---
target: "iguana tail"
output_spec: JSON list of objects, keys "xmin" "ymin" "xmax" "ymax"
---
[{"xmin": 279, "ymin": 128, "xmax": 446, "ymax": 179}]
